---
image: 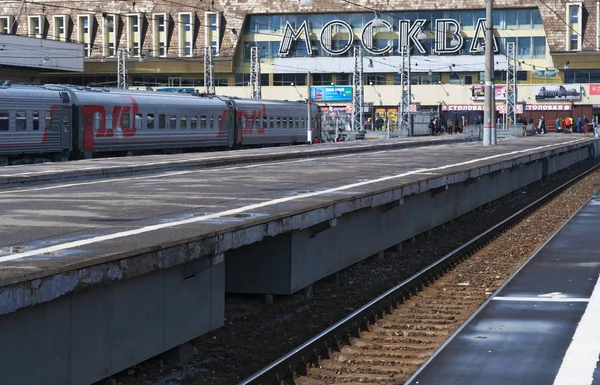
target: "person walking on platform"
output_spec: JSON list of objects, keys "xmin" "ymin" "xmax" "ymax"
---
[
  {"xmin": 583, "ymin": 115, "xmax": 589, "ymax": 136},
  {"xmin": 429, "ymin": 117, "xmax": 436, "ymax": 136},
  {"xmin": 565, "ymin": 116, "xmax": 572, "ymax": 133},
  {"xmin": 576, "ymin": 116, "xmax": 582, "ymax": 133},
  {"xmin": 538, "ymin": 116, "xmax": 546, "ymax": 134},
  {"xmin": 556, "ymin": 117, "xmax": 561, "ymax": 133}
]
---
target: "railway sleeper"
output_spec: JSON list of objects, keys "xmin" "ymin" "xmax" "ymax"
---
[{"xmin": 340, "ymin": 345, "xmax": 432, "ymax": 359}]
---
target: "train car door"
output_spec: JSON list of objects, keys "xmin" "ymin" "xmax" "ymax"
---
[
  {"xmin": 81, "ymin": 105, "xmax": 105, "ymax": 157},
  {"xmin": 58, "ymin": 92, "xmax": 72, "ymax": 152}
]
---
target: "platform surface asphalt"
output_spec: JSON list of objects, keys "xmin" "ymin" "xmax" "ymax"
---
[
  {"xmin": 0, "ymin": 135, "xmax": 464, "ymax": 188},
  {"xmin": 0, "ymin": 135, "xmax": 593, "ymax": 290},
  {"xmin": 406, "ymin": 189, "xmax": 600, "ymax": 385}
]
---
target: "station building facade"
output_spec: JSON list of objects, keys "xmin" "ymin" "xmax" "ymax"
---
[{"xmin": 1, "ymin": 0, "xmax": 600, "ymax": 127}]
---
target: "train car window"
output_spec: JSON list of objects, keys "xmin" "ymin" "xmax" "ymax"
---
[
  {"xmin": 33, "ymin": 112, "xmax": 40, "ymax": 131},
  {"xmin": 270, "ymin": 117, "xmax": 274, "ymax": 128},
  {"xmin": 169, "ymin": 115, "xmax": 177, "ymax": 129},
  {"xmin": 180, "ymin": 115, "xmax": 187, "ymax": 129},
  {"xmin": 262, "ymin": 116, "xmax": 267, "ymax": 130},
  {"xmin": 147, "ymin": 114, "xmax": 154, "ymax": 129},
  {"xmin": 158, "ymin": 114, "xmax": 166, "ymax": 129},
  {"xmin": 16, "ymin": 112, "xmax": 26, "ymax": 131},
  {"xmin": 282, "ymin": 117, "xmax": 288, "ymax": 129},
  {"xmin": 294, "ymin": 117, "xmax": 299, "ymax": 129},
  {"xmin": 106, "ymin": 114, "xmax": 113, "ymax": 130},
  {"xmin": 135, "ymin": 113, "xmax": 142, "ymax": 129},
  {"xmin": 93, "ymin": 112, "xmax": 101, "ymax": 130},
  {"xmin": 200, "ymin": 115, "xmax": 206, "ymax": 129},
  {"xmin": 218, "ymin": 116, "xmax": 222, "ymax": 128},
  {"xmin": 121, "ymin": 111, "xmax": 131, "ymax": 129},
  {"xmin": 45, "ymin": 112, "xmax": 52, "ymax": 130},
  {"xmin": 190, "ymin": 115, "xmax": 197, "ymax": 129},
  {"xmin": 209, "ymin": 116, "xmax": 215, "ymax": 129},
  {"xmin": 0, "ymin": 112, "xmax": 8, "ymax": 131}
]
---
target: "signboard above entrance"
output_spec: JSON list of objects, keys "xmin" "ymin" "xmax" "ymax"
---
[{"xmin": 278, "ymin": 18, "xmax": 498, "ymax": 57}]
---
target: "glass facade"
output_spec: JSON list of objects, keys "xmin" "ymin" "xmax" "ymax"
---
[{"xmin": 245, "ymin": 8, "xmax": 545, "ymax": 59}]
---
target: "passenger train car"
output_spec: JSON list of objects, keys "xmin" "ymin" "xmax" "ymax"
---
[{"xmin": 0, "ymin": 83, "xmax": 322, "ymax": 165}]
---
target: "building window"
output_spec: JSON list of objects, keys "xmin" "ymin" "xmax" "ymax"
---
[
  {"xmin": 532, "ymin": 36, "xmax": 546, "ymax": 58},
  {"xmin": 0, "ymin": 16, "xmax": 14, "ymax": 34},
  {"xmin": 53, "ymin": 15, "xmax": 69, "ymax": 41},
  {"xmin": 102, "ymin": 14, "xmax": 118, "ymax": 57},
  {"xmin": 567, "ymin": 3, "xmax": 582, "ymax": 51},
  {"xmin": 28, "ymin": 15, "xmax": 45, "ymax": 38},
  {"xmin": 127, "ymin": 13, "xmax": 143, "ymax": 56},
  {"xmin": 273, "ymin": 73, "xmax": 306, "ymax": 86},
  {"xmin": 234, "ymin": 73, "xmax": 250, "ymax": 86},
  {"xmin": 205, "ymin": 11, "xmax": 221, "ymax": 56},
  {"xmin": 517, "ymin": 36, "xmax": 531, "ymax": 58},
  {"xmin": 178, "ymin": 12, "xmax": 194, "ymax": 57},
  {"xmin": 312, "ymin": 73, "xmax": 333, "ymax": 85},
  {"xmin": 77, "ymin": 15, "xmax": 94, "ymax": 57},
  {"xmin": 364, "ymin": 73, "xmax": 387, "ymax": 85},
  {"xmin": 152, "ymin": 13, "xmax": 169, "ymax": 57},
  {"xmin": 335, "ymin": 73, "xmax": 351, "ymax": 85}
]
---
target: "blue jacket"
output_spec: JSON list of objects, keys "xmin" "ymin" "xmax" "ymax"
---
[{"xmin": 577, "ymin": 117, "xmax": 582, "ymax": 127}]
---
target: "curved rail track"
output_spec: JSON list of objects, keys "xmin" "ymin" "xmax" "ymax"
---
[{"xmin": 240, "ymin": 162, "xmax": 600, "ymax": 385}]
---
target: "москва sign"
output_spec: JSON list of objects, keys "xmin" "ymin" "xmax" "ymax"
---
[{"xmin": 278, "ymin": 18, "xmax": 499, "ymax": 57}]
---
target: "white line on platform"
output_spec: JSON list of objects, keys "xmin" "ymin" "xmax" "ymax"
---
[
  {"xmin": 0, "ymin": 139, "xmax": 586, "ymax": 263},
  {"xmin": 553, "ymin": 273, "xmax": 600, "ymax": 385},
  {"xmin": 492, "ymin": 296, "xmax": 590, "ymax": 303}
]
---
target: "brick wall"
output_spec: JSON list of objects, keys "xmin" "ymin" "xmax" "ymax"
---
[{"xmin": 0, "ymin": 0, "xmax": 597, "ymax": 68}]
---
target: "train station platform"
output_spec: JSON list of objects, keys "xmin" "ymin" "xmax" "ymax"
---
[
  {"xmin": 0, "ymin": 135, "xmax": 597, "ymax": 384},
  {"xmin": 406, "ymin": 189, "xmax": 600, "ymax": 385},
  {"xmin": 0, "ymin": 135, "xmax": 463, "ymax": 188}
]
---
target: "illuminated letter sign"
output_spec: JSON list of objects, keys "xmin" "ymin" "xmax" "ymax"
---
[
  {"xmin": 434, "ymin": 19, "xmax": 463, "ymax": 54},
  {"xmin": 361, "ymin": 19, "xmax": 393, "ymax": 55},
  {"xmin": 278, "ymin": 20, "xmax": 312, "ymax": 56},
  {"xmin": 470, "ymin": 18, "xmax": 498, "ymax": 53},
  {"xmin": 399, "ymin": 19, "xmax": 427, "ymax": 54},
  {"xmin": 320, "ymin": 20, "xmax": 354, "ymax": 55}
]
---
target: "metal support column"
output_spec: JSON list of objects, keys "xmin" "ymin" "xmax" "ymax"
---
[
  {"xmin": 249, "ymin": 45, "xmax": 261, "ymax": 99},
  {"xmin": 505, "ymin": 41, "xmax": 517, "ymax": 128},
  {"xmin": 117, "ymin": 49, "xmax": 128, "ymax": 89},
  {"xmin": 204, "ymin": 46, "xmax": 215, "ymax": 95},
  {"xmin": 398, "ymin": 44, "xmax": 411, "ymax": 137},
  {"xmin": 352, "ymin": 45, "xmax": 364, "ymax": 132},
  {"xmin": 483, "ymin": 0, "xmax": 496, "ymax": 145}
]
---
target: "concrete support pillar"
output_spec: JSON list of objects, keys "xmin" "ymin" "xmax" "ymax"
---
[
  {"xmin": 377, "ymin": 251, "xmax": 385, "ymax": 260},
  {"xmin": 163, "ymin": 342, "xmax": 195, "ymax": 365},
  {"xmin": 264, "ymin": 294, "xmax": 274, "ymax": 306},
  {"xmin": 302, "ymin": 284, "xmax": 314, "ymax": 300},
  {"xmin": 395, "ymin": 243, "xmax": 402, "ymax": 255}
]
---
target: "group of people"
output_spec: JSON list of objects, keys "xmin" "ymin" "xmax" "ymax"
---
[
  {"xmin": 553, "ymin": 115, "xmax": 596, "ymax": 135},
  {"xmin": 514, "ymin": 115, "xmax": 598, "ymax": 136},
  {"xmin": 428, "ymin": 117, "xmax": 464, "ymax": 136}
]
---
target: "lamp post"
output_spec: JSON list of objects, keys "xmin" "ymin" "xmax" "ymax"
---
[{"xmin": 483, "ymin": 0, "xmax": 496, "ymax": 145}]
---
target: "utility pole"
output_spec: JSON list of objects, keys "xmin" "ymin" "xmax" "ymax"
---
[
  {"xmin": 307, "ymin": 71, "xmax": 312, "ymax": 143},
  {"xmin": 483, "ymin": 0, "xmax": 496, "ymax": 145},
  {"xmin": 352, "ymin": 45, "xmax": 364, "ymax": 132},
  {"xmin": 398, "ymin": 43, "xmax": 411, "ymax": 137},
  {"xmin": 249, "ymin": 45, "xmax": 261, "ymax": 99},
  {"xmin": 505, "ymin": 41, "xmax": 517, "ymax": 128},
  {"xmin": 117, "ymin": 49, "xmax": 128, "ymax": 89},
  {"xmin": 204, "ymin": 46, "xmax": 215, "ymax": 94}
]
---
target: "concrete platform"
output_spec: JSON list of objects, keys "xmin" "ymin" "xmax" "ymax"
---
[
  {"xmin": 0, "ymin": 135, "xmax": 597, "ymax": 384},
  {"xmin": 406, "ymin": 189, "xmax": 600, "ymax": 385},
  {"xmin": 0, "ymin": 135, "xmax": 464, "ymax": 188}
]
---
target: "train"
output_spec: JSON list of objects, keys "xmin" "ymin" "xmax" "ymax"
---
[{"xmin": 0, "ymin": 83, "xmax": 322, "ymax": 166}]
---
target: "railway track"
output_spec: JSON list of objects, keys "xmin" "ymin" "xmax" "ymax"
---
[{"xmin": 240, "ymin": 162, "xmax": 600, "ymax": 385}]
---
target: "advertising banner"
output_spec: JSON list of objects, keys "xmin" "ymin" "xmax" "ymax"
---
[
  {"xmin": 590, "ymin": 84, "xmax": 600, "ymax": 96},
  {"xmin": 310, "ymin": 86, "xmax": 353, "ymax": 102},
  {"xmin": 471, "ymin": 85, "xmax": 511, "ymax": 101},
  {"xmin": 535, "ymin": 84, "xmax": 581, "ymax": 100}
]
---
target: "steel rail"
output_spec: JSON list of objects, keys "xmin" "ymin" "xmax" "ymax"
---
[{"xmin": 239, "ymin": 161, "xmax": 600, "ymax": 385}]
